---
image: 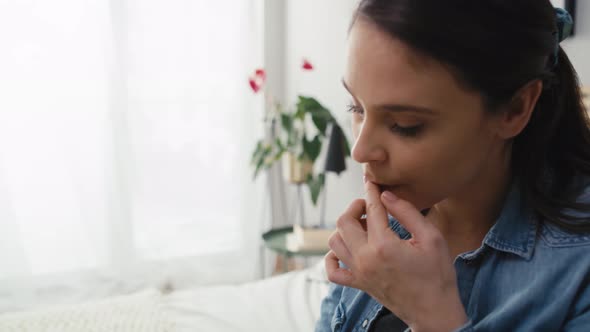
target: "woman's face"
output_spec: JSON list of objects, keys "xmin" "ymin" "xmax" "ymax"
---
[{"xmin": 345, "ymin": 19, "xmax": 504, "ymax": 210}]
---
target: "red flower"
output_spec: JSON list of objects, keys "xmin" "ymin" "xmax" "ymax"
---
[
  {"xmin": 302, "ymin": 59, "xmax": 314, "ymax": 71},
  {"xmin": 249, "ymin": 79, "xmax": 261, "ymax": 93},
  {"xmin": 255, "ymin": 69, "xmax": 266, "ymax": 81},
  {"xmin": 248, "ymin": 68, "xmax": 266, "ymax": 93}
]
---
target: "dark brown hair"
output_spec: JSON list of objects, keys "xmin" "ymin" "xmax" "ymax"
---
[{"xmin": 353, "ymin": 0, "xmax": 590, "ymax": 231}]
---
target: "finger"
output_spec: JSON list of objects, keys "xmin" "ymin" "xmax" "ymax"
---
[
  {"xmin": 359, "ymin": 216, "xmax": 368, "ymax": 232},
  {"xmin": 336, "ymin": 199, "xmax": 368, "ymax": 252},
  {"xmin": 381, "ymin": 190, "xmax": 430, "ymax": 240},
  {"xmin": 343, "ymin": 198, "xmax": 366, "ymax": 220},
  {"xmin": 364, "ymin": 180, "xmax": 392, "ymax": 242},
  {"xmin": 328, "ymin": 231, "xmax": 354, "ymax": 269},
  {"xmin": 325, "ymin": 250, "xmax": 355, "ymax": 286}
]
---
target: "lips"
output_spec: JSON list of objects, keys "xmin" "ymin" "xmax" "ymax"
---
[
  {"xmin": 369, "ymin": 180, "xmax": 399, "ymax": 193},
  {"xmin": 364, "ymin": 174, "xmax": 401, "ymax": 193},
  {"xmin": 378, "ymin": 184, "xmax": 401, "ymax": 193}
]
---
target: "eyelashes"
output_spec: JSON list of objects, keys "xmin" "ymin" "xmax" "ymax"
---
[
  {"xmin": 391, "ymin": 123, "xmax": 423, "ymax": 137},
  {"xmin": 346, "ymin": 103, "xmax": 424, "ymax": 137},
  {"xmin": 346, "ymin": 103, "xmax": 363, "ymax": 115}
]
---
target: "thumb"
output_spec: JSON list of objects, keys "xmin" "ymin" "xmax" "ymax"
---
[{"xmin": 380, "ymin": 190, "xmax": 429, "ymax": 240}]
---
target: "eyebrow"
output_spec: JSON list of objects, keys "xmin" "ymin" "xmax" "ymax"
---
[{"xmin": 341, "ymin": 79, "xmax": 437, "ymax": 115}]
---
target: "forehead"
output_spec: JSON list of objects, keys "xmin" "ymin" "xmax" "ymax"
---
[{"xmin": 345, "ymin": 19, "xmax": 469, "ymax": 108}]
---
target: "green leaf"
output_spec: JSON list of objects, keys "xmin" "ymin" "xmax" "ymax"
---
[
  {"xmin": 274, "ymin": 138, "xmax": 284, "ymax": 151},
  {"xmin": 311, "ymin": 112, "xmax": 329, "ymax": 136},
  {"xmin": 252, "ymin": 150, "xmax": 266, "ymax": 179},
  {"xmin": 252, "ymin": 144, "xmax": 273, "ymax": 179},
  {"xmin": 297, "ymin": 96, "xmax": 322, "ymax": 111},
  {"xmin": 272, "ymin": 138, "xmax": 286, "ymax": 161},
  {"xmin": 294, "ymin": 104, "xmax": 306, "ymax": 120},
  {"xmin": 251, "ymin": 141, "xmax": 263, "ymax": 165},
  {"xmin": 302, "ymin": 134, "xmax": 322, "ymax": 162},
  {"xmin": 306, "ymin": 173, "xmax": 325, "ymax": 206},
  {"xmin": 295, "ymin": 96, "xmax": 315, "ymax": 121},
  {"xmin": 280, "ymin": 113, "xmax": 293, "ymax": 132},
  {"xmin": 297, "ymin": 96, "xmax": 334, "ymax": 136},
  {"xmin": 281, "ymin": 113, "xmax": 299, "ymax": 148}
]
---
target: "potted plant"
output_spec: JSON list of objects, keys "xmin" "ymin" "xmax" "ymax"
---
[{"xmin": 249, "ymin": 60, "xmax": 351, "ymax": 206}]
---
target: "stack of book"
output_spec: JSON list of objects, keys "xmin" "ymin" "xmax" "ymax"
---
[{"xmin": 286, "ymin": 224, "xmax": 335, "ymax": 252}]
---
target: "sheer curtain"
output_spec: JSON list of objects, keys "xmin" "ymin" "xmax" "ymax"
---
[{"xmin": 0, "ymin": 0, "xmax": 265, "ymax": 311}]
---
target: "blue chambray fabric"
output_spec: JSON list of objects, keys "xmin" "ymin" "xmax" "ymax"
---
[{"xmin": 315, "ymin": 180, "xmax": 590, "ymax": 332}]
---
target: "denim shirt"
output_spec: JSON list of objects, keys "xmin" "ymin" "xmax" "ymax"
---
[{"xmin": 315, "ymin": 183, "xmax": 590, "ymax": 332}]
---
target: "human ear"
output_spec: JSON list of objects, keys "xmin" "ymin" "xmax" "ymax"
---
[{"xmin": 496, "ymin": 79, "xmax": 543, "ymax": 139}]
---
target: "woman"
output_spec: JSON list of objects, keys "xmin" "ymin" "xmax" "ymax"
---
[{"xmin": 316, "ymin": 1, "xmax": 590, "ymax": 331}]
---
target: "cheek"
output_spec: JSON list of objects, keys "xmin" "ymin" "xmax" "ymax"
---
[
  {"xmin": 409, "ymin": 128, "xmax": 495, "ymax": 199},
  {"xmin": 442, "ymin": 122, "xmax": 496, "ymax": 173},
  {"xmin": 400, "ymin": 127, "xmax": 492, "ymax": 208},
  {"xmin": 351, "ymin": 118, "xmax": 361, "ymax": 139},
  {"xmin": 394, "ymin": 144, "xmax": 447, "ymax": 183}
]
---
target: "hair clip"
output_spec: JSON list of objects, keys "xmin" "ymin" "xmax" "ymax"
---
[{"xmin": 552, "ymin": 8, "xmax": 574, "ymax": 67}]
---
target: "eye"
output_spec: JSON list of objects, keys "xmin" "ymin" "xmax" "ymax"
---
[
  {"xmin": 391, "ymin": 124, "xmax": 423, "ymax": 137},
  {"xmin": 347, "ymin": 102, "xmax": 424, "ymax": 137},
  {"xmin": 346, "ymin": 103, "xmax": 364, "ymax": 116}
]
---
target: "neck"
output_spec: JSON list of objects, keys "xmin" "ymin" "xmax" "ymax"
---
[{"xmin": 427, "ymin": 149, "xmax": 512, "ymax": 257}]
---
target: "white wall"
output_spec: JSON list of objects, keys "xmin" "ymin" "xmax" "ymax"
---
[
  {"xmin": 281, "ymin": 0, "xmax": 590, "ymax": 227},
  {"xmin": 562, "ymin": 1, "xmax": 590, "ymax": 85},
  {"xmin": 284, "ymin": 0, "xmax": 362, "ymax": 227}
]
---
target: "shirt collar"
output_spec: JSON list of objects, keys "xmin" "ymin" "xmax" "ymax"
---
[{"xmin": 482, "ymin": 181, "xmax": 537, "ymax": 260}]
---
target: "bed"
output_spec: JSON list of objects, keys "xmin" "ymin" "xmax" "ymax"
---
[{"xmin": 0, "ymin": 260, "xmax": 330, "ymax": 332}]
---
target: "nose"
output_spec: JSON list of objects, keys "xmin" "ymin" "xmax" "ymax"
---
[{"xmin": 351, "ymin": 121, "xmax": 386, "ymax": 164}]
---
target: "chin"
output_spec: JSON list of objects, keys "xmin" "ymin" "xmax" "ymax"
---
[{"xmin": 379, "ymin": 184, "xmax": 434, "ymax": 211}]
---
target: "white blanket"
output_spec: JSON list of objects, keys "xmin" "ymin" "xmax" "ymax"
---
[{"xmin": 0, "ymin": 262, "xmax": 330, "ymax": 332}]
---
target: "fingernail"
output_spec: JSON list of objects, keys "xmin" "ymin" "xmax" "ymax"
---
[
  {"xmin": 382, "ymin": 190, "xmax": 397, "ymax": 202},
  {"xmin": 363, "ymin": 175, "xmax": 367, "ymax": 183}
]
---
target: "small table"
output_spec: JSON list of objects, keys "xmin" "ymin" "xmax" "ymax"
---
[{"xmin": 261, "ymin": 226, "xmax": 329, "ymax": 274}]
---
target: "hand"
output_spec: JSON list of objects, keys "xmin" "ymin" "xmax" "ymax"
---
[{"xmin": 325, "ymin": 180, "xmax": 468, "ymax": 332}]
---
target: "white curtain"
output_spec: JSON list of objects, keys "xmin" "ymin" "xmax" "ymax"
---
[{"xmin": 0, "ymin": 0, "xmax": 265, "ymax": 311}]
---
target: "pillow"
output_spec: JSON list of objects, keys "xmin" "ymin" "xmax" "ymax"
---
[{"xmin": 161, "ymin": 259, "xmax": 330, "ymax": 332}]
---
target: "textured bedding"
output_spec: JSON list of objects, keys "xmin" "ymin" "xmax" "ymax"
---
[
  {"xmin": 0, "ymin": 290, "xmax": 173, "ymax": 332},
  {"xmin": 0, "ymin": 261, "xmax": 329, "ymax": 332}
]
